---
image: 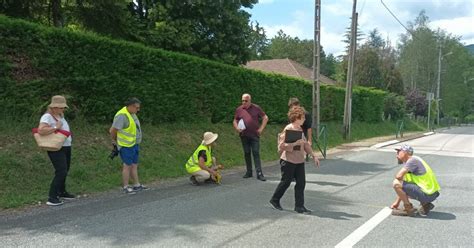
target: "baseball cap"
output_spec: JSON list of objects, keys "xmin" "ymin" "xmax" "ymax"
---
[{"xmin": 395, "ymin": 144, "xmax": 413, "ymax": 155}]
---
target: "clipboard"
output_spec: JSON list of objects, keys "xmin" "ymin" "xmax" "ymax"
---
[{"xmin": 285, "ymin": 130, "xmax": 303, "ymax": 151}]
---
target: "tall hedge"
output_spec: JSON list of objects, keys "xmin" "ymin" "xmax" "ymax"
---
[{"xmin": 0, "ymin": 15, "xmax": 386, "ymax": 124}]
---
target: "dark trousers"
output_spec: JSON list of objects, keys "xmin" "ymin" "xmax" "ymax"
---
[
  {"xmin": 240, "ymin": 136, "xmax": 262, "ymax": 174},
  {"xmin": 271, "ymin": 160, "xmax": 306, "ymax": 207},
  {"xmin": 47, "ymin": 146, "xmax": 71, "ymax": 199}
]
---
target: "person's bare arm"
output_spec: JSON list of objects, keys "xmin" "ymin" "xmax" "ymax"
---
[
  {"xmin": 38, "ymin": 122, "xmax": 60, "ymax": 135},
  {"xmin": 395, "ymin": 167, "xmax": 409, "ymax": 180},
  {"xmin": 199, "ymin": 157, "xmax": 216, "ymax": 176},
  {"xmin": 233, "ymin": 119, "xmax": 242, "ymax": 133},
  {"xmin": 109, "ymin": 127, "xmax": 118, "ymax": 144},
  {"xmin": 307, "ymin": 128, "xmax": 313, "ymax": 146},
  {"xmin": 258, "ymin": 115, "xmax": 269, "ymax": 135}
]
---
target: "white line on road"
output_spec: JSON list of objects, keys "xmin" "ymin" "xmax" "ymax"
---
[{"xmin": 334, "ymin": 207, "xmax": 392, "ymax": 248}]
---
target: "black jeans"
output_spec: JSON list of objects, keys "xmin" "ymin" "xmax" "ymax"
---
[
  {"xmin": 240, "ymin": 136, "xmax": 262, "ymax": 174},
  {"xmin": 271, "ymin": 160, "xmax": 306, "ymax": 207},
  {"xmin": 47, "ymin": 146, "xmax": 71, "ymax": 199}
]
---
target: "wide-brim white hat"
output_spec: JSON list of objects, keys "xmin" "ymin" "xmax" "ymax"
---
[{"xmin": 202, "ymin": 132, "xmax": 218, "ymax": 145}]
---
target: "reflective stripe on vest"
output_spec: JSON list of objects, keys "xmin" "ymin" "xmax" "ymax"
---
[
  {"xmin": 185, "ymin": 144, "xmax": 212, "ymax": 174},
  {"xmin": 404, "ymin": 156, "xmax": 440, "ymax": 195},
  {"xmin": 115, "ymin": 107, "xmax": 137, "ymax": 147}
]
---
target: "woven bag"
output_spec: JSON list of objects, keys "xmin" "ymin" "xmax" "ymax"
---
[{"xmin": 32, "ymin": 128, "xmax": 71, "ymax": 151}]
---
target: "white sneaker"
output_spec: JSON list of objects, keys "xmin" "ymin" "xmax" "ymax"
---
[{"xmin": 122, "ymin": 186, "xmax": 136, "ymax": 194}]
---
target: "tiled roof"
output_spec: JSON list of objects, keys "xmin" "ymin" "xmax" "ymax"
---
[{"xmin": 244, "ymin": 58, "xmax": 336, "ymax": 85}]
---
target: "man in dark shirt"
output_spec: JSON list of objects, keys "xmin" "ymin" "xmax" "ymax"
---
[{"xmin": 233, "ymin": 93, "xmax": 269, "ymax": 181}]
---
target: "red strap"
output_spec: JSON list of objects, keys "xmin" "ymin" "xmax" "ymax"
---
[{"xmin": 31, "ymin": 128, "xmax": 71, "ymax": 137}]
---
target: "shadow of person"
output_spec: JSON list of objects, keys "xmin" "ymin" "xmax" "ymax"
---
[
  {"xmin": 416, "ymin": 211, "xmax": 456, "ymax": 220},
  {"xmin": 310, "ymin": 210, "xmax": 362, "ymax": 220},
  {"xmin": 306, "ymin": 181, "xmax": 348, "ymax": 187}
]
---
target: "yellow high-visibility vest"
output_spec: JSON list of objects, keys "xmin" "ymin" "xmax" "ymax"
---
[
  {"xmin": 404, "ymin": 156, "xmax": 440, "ymax": 195},
  {"xmin": 115, "ymin": 107, "xmax": 137, "ymax": 147},
  {"xmin": 185, "ymin": 144, "xmax": 212, "ymax": 174}
]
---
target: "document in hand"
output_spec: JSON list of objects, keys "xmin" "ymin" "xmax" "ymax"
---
[
  {"xmin": 238, "ymin": 119, "xmax": 246, "ymax": 130},
  {"xmin": 285, "ymin": 130, "xmax": 303, "ymax": 151}
]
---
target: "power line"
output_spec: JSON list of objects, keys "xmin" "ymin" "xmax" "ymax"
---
[{"xmin": 380, "ymin": 0, "xmax": 417, "ymax": 39}]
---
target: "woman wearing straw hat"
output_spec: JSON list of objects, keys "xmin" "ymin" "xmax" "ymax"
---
[
  {"xmin": 185, "ymin": 132, "xmax": 224, "ymax": 185},
  {"xmin": 37, "ymin": 95, "xmax": 75, "ymax": 206}
]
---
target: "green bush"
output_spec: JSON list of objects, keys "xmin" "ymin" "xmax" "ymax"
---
[
  {"xmin": 383, "ymin": 93, "xmax": 407, "ymax": 121},
  {"xmin": 1, "ymin": 15, "xmax": 388, "ymax": 124}
]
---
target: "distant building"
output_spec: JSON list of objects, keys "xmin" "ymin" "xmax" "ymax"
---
[{"xmin": 244, "ymin": 58, "xmax": 336, "ymax": 85}]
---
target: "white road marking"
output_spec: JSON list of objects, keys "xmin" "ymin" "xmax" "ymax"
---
[{"xmin": 334, "ymin": 207, "xmax": 392, "ymax": 248}]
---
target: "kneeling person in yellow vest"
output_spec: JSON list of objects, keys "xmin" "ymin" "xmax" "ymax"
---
[
  {"xmin": 185, "ymin": 132, "xmax": 223, "ymax": 185},
  {"xmin": 390, "ymin": 144, "xmax": 440, "ymax": 216}
]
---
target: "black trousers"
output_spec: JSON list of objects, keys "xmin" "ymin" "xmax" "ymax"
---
[
  {"xmin": 271, "ymin": 160, "xmax": 306, "ymax": 207},
  {"xmin": 240, "ymin": 136, "xmax": 262, "ymax": 174},
  {"xmin": 47, "ymin": 146, "xmax": 71, "ymax": 199}
]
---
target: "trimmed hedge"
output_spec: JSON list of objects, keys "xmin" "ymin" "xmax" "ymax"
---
[{"xmin": 0, "ymin": 15, "xmax": 387, "ymax": 123}]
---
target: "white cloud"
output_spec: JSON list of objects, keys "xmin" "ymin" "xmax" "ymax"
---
[
  {"xmin": 321, "ymin": 27, "xmax": 347, "ymax": 57},
  {"xmin": 262, "ymin": 10, "xmax": 313, "ymax": 39},
  {"xmin": 430, "ymin": 17, "xmax": 474, "ymax": 44}
]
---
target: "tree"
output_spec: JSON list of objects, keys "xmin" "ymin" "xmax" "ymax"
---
[
  {"xmin": 399, "ymin": 10, "xmax": 473, "ymax": 119},
  {"xmin": 248, "ymin": 21, "xmax": 270, "ymax": 60},
  {"xmin": 266, "ymin": 30, "xmax": 336, "ymax": 78},
  {"xmin": 1, "ymin": 0, "xmax": 259, "ymax": 65}
]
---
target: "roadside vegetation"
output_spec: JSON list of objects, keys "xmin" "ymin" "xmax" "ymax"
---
[{"xmin": 0, "ymin": 118, "xmax": 424, "ymax": 209}]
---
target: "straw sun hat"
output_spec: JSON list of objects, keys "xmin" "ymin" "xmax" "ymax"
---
[
  {"xmin": 48, "ymin": 95, "xmax": 69, "ymax": 108},
  {"xmin": 202, "ymin": 132, "xmax": 218, "ymax": 145}
]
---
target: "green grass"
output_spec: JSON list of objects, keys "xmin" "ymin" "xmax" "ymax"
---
[{"xmin": 0, "ymin": 119, "xmax": 424, "ymax": 209}]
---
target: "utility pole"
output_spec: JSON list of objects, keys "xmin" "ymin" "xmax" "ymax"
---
[
  {"xmin": 427, "ymin": 92, "xmax": 433, "ymax": 131},
  {"xmin": 343, "ymin": 0, "xmax": 357, "ymax": 140},
  {"xmin": 312, "ymin": 0, "xmax": 321, "ymax": 140},
  {"xmin": 436, "ymin": 45, "xmax": 441, "ymax": 126},
  {"xmin": 436, "ymin": 45, "xmax": 452, "ymax": 126}
]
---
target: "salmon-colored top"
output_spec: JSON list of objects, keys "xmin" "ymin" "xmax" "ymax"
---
[{"xmin": 278, "ymin": 123, "xmax": 314, "ymax": 164}]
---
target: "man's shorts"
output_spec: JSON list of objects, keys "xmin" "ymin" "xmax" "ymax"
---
[
  {"xmin": 403, "ymin": 181, "xmax": 440, "ymax": 203},
  {"xmin": 119, "ymin": 144, "xmax": 139, "ymax": 165}
]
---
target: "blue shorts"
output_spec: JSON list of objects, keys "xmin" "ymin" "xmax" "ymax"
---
[
  {"xmin": 119, "ymin": 144, "xmax": 139, "ymax": 166},
  {"xmin": 403, "ymin": 181, "xmax": 440, "ymax": 204}
]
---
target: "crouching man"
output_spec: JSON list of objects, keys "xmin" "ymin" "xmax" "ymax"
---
[
  {"xmin": 391, "ymin": 144, "xmax": 440, "ymax": 216},
  {"xmin": 185, "ymin": 132, "xmax": 223, "ymax": 185}
]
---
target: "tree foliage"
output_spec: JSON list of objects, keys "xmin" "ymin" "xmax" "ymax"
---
[
  {"xmin": 264, "ymin": 30, "xmax": 337, "ymax": 79},
  {"xmin": 398, "ymin": 10, "xmax": 474, "ymax": 118},
  {"xmin": 0, "ymin": 0, "xmax": 258, "ymax": 65}
]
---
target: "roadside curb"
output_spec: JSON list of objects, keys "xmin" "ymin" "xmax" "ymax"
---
[{"xmin": 371, "ymin": 131, "xmax": 436, "ymax": 149}]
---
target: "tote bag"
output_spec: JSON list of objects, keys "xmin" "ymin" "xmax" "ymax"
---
[{"xmin": 32, "ymin": 128, "xmax": 71, "ymax": 151}]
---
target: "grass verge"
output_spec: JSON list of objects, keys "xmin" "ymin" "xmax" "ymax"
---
[{"xmin": 0, "ymin": 119, "xmax": 424, "ymax": 209}]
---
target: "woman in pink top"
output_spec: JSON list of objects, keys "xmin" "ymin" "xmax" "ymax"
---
[{"xmin": 269, "ymin": 106, "xmax": 320, "ymax": 214}]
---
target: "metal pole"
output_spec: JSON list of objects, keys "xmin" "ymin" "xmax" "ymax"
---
[
  {"xmin": 312, "ymin": 0, "xmax": 321, "ymax": 140},
  {"xmin": 428, "ymin": 96, "xmax": 431, "ymax": 130},
  {"xmin": 436, "ymin": 45, "xmax": 441, "ymax": 125}
]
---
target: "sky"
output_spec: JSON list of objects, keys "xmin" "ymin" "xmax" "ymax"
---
[{"xmin": 245, "ymin": 0, "xmax": 474, "ymax": 56}]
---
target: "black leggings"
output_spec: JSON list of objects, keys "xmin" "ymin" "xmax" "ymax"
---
[
  {"xmin": 47, "ymin": 146, "xmax": 71, "ymax": 199},
  {"xmin": 271, "ymin": 159, "xmax": 306, "ymax": 207}
]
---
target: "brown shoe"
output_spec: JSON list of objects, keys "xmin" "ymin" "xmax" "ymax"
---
[
  {"xmin": 419, "ymin": 202, "xmax": 435, "ymax": 216},
  {"xmin": 391, "ymin": 203, "xmax": 417, "ymax": 217}
]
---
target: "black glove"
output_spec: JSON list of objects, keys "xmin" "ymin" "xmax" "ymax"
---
[{"xmin": 109, "ymin": 143, "xmax": 119, "ymax": 160}]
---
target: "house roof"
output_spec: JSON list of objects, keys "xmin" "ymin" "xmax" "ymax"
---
[{"xmin": 244, "ymin": 58, "xmax": 336, "ymax": 85}]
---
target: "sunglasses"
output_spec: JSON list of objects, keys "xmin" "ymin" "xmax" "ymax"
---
[{"xmin": 241, "ymin": 100, "xmax": 249, "ymax": 102}]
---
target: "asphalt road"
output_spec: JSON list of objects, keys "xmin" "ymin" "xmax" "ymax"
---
[{"xmin": 1, "ymin": 126, "xmax": 472, "ymax": 247}]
